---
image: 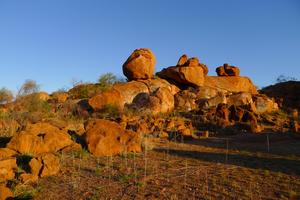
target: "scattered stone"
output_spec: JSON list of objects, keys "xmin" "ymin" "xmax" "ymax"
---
[{"xmin": 123, "ymin": 48, "xmax": 156, "ymax": 80}]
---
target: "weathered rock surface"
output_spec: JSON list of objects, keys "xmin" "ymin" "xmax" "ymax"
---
[
  {"xmin": 157, "ymin": 65, "xmax": 205, "ymax": 87},
  {"xmin": 123, "ymin": 48, "xmax": 156, "ymax": 80},
  {"xmin": 129, "ymin": 87, "xmax": 174, "ymax": 114},
  {"xmin": 7, "ymin": 123, "xmax": 75, "ymax": 156},
  {"xmin": 252, "ymin": 94, "xmax": 278, "ymax": 114},
  {"xmin": 112, "ymin": 81, "xmax": 149, "ymax": 105},
  {"xmin": 85, "ymin": 119, "xmax": 141, "ymax": 156},
  {"xmin": 216, "ymin": 63, "xmax": 240, "ymax": 76},
  {"xmin": 138, "ymin": 78, "xmax": 180, "ymax": 95},
  {"xmin": 50, "ymin": 92, "xmax": 69, "ymax": 103},
  {"xmin": 88, "ymin": 89, "xmax": 124, "ymax": 111},
  {"xmin": 204, "ymin": 76, "xmax": 257, "ymax": 94}
]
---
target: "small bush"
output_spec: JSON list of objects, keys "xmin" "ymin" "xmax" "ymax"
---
[
  {"xmin": 97, "ymin": 73, "xmax": 117, "ymax": 88},
  {"xmin": 0, "ymin": 87, "xmax": 13, "ymax": 104},
  {"xmin": 17, "ymin": 79, "xmax": 40, "ymax": 97}
]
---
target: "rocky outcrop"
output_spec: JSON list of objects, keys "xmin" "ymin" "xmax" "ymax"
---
[
  {"xmin": 261, "ymin": 81, "xmax": 300, "ymax": 110},
  {"xmin": 157, "ymin": 55, "xmax": 208, "ymax": 88},
  {"xmin": 216, "ymin": 63, "xmax": 240, "ymax": 76},
  {"xmin": 123, "ymin": 48, "xmax": 156, "ymax": 81},
  {"xmin": 7, "ymin": 123, "xmax": 75, "ymax": 156},
  {"xmin": 204, "ymin": 76, "xmax": 257, "ymax": 94},
  {"xmin": 84, "ymin": 119, "xmax": 141, "ymax": 156}
]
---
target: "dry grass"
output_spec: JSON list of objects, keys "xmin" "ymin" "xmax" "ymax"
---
[{"xmin": 13, "ymin": 133, "xmax": 300, "ymax": 200}]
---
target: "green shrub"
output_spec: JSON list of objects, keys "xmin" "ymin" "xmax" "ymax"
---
[{"xmin": 0, "ymin": 87, "xmax": 13, "ymax": 104}]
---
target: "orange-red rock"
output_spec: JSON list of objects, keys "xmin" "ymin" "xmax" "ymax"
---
[
  {"xmin": 0, "ymin": 158, "xmax": 17, "ymax": 182},
  {"xmin": 0, "ymin": 185, "xmax": 13, "ymax": 200},
  {"xmin": 123, "ymin": 48, "xmax": 156, "ymax": 80},
  {"xmin": 157, "ymin": 66, "xmax": 205, "ymax": 87},
  {"xmin": 7, "ymin": 123, "xmax": 75, "ymax": 156},
  {"xmin": 88, "ymin": 89, "xmax": 124, "ymax": 111},
  {"xmin": 203, "ymin": 76, "xmax": 257, "ymax": 94},
  {"xmin": 85, "ymin": 119, "xmax": 141, "ymax": 156},
  {"xmin": 216, "ymin": 63, "xmax": 240, "ymax": 76}
]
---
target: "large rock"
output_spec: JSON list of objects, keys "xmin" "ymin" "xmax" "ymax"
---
[
  {"xmin": 176, "ymin": 55, "xmax": 208, "ymax": 75},
  {"xmin": 204, "ymin": 76, "xmax": 257, "ymax": 94},
  {"xmin": 88, "ymin": 89, "xmax": 124, "ymax": 111},
  {"xmin": 85, "ymin": 119, "xmax": 141, "ymax": 156},
  {"xmin": 216, "ymin": 63, "xmax": 240, "ymax": 76},
  {"xmin": 112, "ymin": 81, "xmax": 149, "ymax": 105},
  {"xmin": 7, "ymin": 123, "xmax": 75, "ymax": 156},
  {"xmin": 138, "ymin": 78, "xmax": 180, "ymax": 95},
  {"xmin": 30, "ymin": 153, "xmax": 60, "ymax": 178},
  {"xmin": 157, "ymin": 65, "xmax": 205, "ymax": 87},
  {"xmin": 227, "ymin": 92, "xmax": 253, "ymax": 107},
  {"xmin": 252, "ymin": 94, "xmax": 278, "ymax": 114},
  {"xmin": 0, "ymin": 148, "xmax": 17, "ymax": 159},
  {"xmin": 123, "ymin": 48, "xmax": 156, "ymax": 81},
  {"xmin": 129, "ymin": 87, "xmax": 174, "ymax": 114}
]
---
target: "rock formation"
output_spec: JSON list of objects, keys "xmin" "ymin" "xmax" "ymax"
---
[
  {"xmin": 216, "ymin": 63, "xmax": 240, "ymax": 76},
  {"xmin": 123, "ymin": 48, "xmax": 156, "ymax": 80}
]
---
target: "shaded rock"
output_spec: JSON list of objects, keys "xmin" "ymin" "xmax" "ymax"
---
[
  {"xmin": 174, "ymin": 90, "xmax": 197, "ymax": 111},
  {"xmin": 112, "ymin": 81, "xmax": 149, "ymax": 105},
  {"xmin": 85, "ymin": 119, "xmax": 141, "ymax": 156},
  {"xmin": 215, "ymin": 103, "xmax": 230, "ymax": 127},
  {"xmin": 199, "ymin": 92, "xmax": 227, "ymax": 109},
  {"xmin": 88, "ymin": 89, "xmax": 124, "ymax": 111},
  {"xmin": 177, "ymin": 54, "xmax": 188, "ymax": 66},
  {"xmin": 123, "ymin": 48, "xmax": 156, "ymax": 81},
  {"xmin": 7, "ymin": 123, "xmax": 75, "ymax": 156},
  {"xmin": 204, "ymin": 76, "xmax": 257, "ymax": 94},
  {"xmin": 138, "ymin": 78, "xmax": 180, "ymax": 95},
  {"xmin": 229, "ymin": 105, "xmax": 245, "ymax": 122},
  {"xmin": 227, "ymin": 92, "xmax": 253, "ymax": 107},
  {"xmin": 260, "ymin": 81, "xmax": 300, "ymax": 110},
  {"xmin": 252, "ymin": 94, "xmax": 278, "ymax": 114},
  {"xmin": 216, "ymin": 63, "xmax": 240, "ymax": 76},
  {"xmin": 0, "ymin": 185, "xmax": 13, "ymax": 200},
  {"xmin": 129, "ymin": 87, "xmax": 174, "ymax": 114},
  {"xmin": 50, "ymin": 92, "xmax": 69, "ymax": 103}
]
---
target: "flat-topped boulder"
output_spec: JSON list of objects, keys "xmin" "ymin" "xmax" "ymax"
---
[{"xmin": 203, "ymin": 76, "xmax": 258, "ymax": 94}]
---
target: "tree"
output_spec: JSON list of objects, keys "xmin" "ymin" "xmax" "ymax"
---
[
  {"xmin": 0, "ymin": 87, "xmax": 13, "ymax": 104},
  {"xmin": 276, "ymin": 75, "xmax": 297, "ymax": 83},
  {"xmin": 97, "ymin": 73, "xmax": 117, "ymax": 87},
  {"xmin": 17, "ymin": 79, "xmax": 40, "ymax": 97}
]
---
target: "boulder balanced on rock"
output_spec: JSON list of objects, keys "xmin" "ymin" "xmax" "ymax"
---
[
  {"xmin": 216, "ymin": 63, "xmax": 240, "ymax": 76},
  {"xmin": 123, "ymin": 48, "xmax": 156, "ymax": 81},
  {"xmin": 157, "ymin": 54, "xmax": 208, "ymax": 87}
]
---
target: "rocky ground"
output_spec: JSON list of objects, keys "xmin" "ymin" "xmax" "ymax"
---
[{"xmin": 11, "ymin": 133, "xmax": 300, "ymax": 200}]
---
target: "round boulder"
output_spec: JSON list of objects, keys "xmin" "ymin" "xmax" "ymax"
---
[{"xmin": 123, "ymin": 48, "xmax": 156, "ymax": 81}]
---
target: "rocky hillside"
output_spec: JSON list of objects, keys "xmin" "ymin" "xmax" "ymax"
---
[
  {"xmin": 0, "ymin": 48, "xmax": 299, "ymax": 199},
  {"xmin": 261, "ymin": 81, "xmax": 300, "ymax": 110}
]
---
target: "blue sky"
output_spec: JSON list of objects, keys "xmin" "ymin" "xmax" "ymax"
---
[{"xmin": 0, "ymin": 0, "xmax": 299, "ymax": 93}]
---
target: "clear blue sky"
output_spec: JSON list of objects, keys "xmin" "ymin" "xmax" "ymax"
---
[{"xmin": 0, "ymin": 0, "xmax": 299, "ymax": 93}]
